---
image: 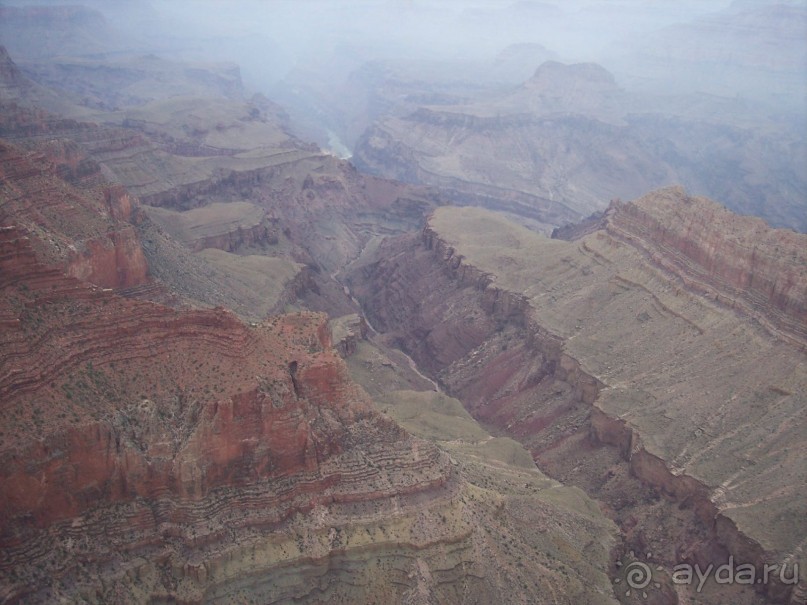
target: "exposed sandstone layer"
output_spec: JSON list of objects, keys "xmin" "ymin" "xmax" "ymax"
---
[
  {"xmin": 0, "ymin": 110, "xmax": 313, "ymax": 320},
  {"xmin": 0, "ymin": 139, "xmax": 148, "ymax": 290},
  {"xmin": 605, "ymin": 189, "xmax": 807, "ymax": 348},
  {"xmin": 22, "ymin": 56, "xmax": 245, "ymax": 111},
  {"xmin": 0, "ymin": 100, "xmax": 619, "ymax": 603},
  {"xmin": 3, "ymin": 44, "xmax": 440, "ymax": 321},
  {"xmin": 0, "ymin": 224, "xmax": 619, "ymax": 604},
  {"xmin": 0, "ymin": 229, "xmax": 440, "ymax": 603},
  {"xmin": 143, "ymin": 202, "xmax": 277, "ymax": 253},
  {"xmin": 329, "ymin": 314, "xmax": 369, "ymax": 358},
  {"xmin": 0, "ymin": 46, "xmax": 88, "ymax": 118},
  {"xmin": 352, "ymin": 61, "xmax": 806, "ymax": 231},
  {"xmin": 348, "ymin": 189, "xmax": 806, "ymax": 604},
  {"xmin": 0, "ymin": 45, "xmax": 627, "ymax": 603}
]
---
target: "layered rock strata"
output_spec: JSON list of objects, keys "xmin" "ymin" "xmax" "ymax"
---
[
  {"xmin": 0, "ymin": 139, "xmax": 148, "ymax": 290},
  {"xmin": 0, "ymin": 222, "xmax": 620, "ymax": 604},
  {"xmin": 143, "ymin": 202, "xmax": 277, "ymax": 253},
  {"xmin": 0, "ymin": 228, "xmax": 448, "ymax": 603},
  {"xmin": 349, "ymin": 188, "xmax": 806, "ymax": 604},
  {"xmin": 352, "ymin": 62, "xmax": 806, "ymax": 231}
]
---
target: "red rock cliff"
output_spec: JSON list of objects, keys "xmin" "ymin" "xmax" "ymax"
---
[
  {"xmin": 0, "ymin": 226, "xmax": 453, "ymax": 603},
  {"xmin": 606, "ymin": 187, "xmax": 807, "ymax": 348},
  {"xmin": 0, "ymin": 139, "xmax": 149, "ymax": 289}
]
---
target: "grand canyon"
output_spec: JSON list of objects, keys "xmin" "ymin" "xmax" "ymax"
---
[{"xmin": 0, "ymin": 2, "xmax": 805, "ymax": 604}]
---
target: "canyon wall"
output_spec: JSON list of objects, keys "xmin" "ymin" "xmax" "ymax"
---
[
  {"xmin": 0, "ymin": 214, "xmax": 619, "ymax": 605},
  {"xmin": 352, "ymin": 62, "xmax": 806, "ymax": 232},
  {"xmin": 0, "ymin": 45, "xmax": 628, "ymax": 604},
  {"xmin": 605, "ymin": 188, "xmax": 807, "ymax": 347},
  {"xmin": 143, "ymin": 202, "xmax": 278, "ymax": 253},
  {"xmin": 0, "ymin": 227, "xmax": 457, "ymax": 603},
  {"xmin": 0, "ymin": 114, "xmax": 619, "ymax": 604},
  {"xmin": 349, "ymin": 191, "xmax": 806, "ymax": 604},
  {"xmin": 0, "ymin": 139, "xmax": 149, "ymax": 290}
]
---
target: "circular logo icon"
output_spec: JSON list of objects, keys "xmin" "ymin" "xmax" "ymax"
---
[{"xmin": 614, "ymin": 551, "xmax": 663, "ymax": 599}]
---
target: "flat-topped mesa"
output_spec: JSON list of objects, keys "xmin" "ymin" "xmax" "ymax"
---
[
  {"xmin": 525, "ymin": 61, "xmax": 619, "ymax": 92},
  {"xmin": 606, "ymin": 186, "xmax": 807, "ymax": 347},
  {"xmin": 350, "ymin": 195, "xmax": 805, "ymax": 603},
  {"xmin": 143, "ymin": 202, "xmax": 277, "ymax": 253},
  {"xmin": 518, "ymin": 61, "xmax": 624, "ymax": 118}
]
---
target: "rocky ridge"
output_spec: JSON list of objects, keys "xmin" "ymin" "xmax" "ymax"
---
[
  {"xmin": 0, "ymin": 226, "xmax": 461, "ymax": 603},
  {"xmin": 0, "ymin": 139, "xmax": 148, "ymax": 290},
  {"xmin": 348, "ymin": 188, "xmax": 806, "ymax": 604},
  {"xmin": 605, "ymin": 189, "xmax": 806, "ymax": 348},
  {"xmin": 353, "ymin": 61, "xmax": 806, "ymax": 231},
  {"xmin": 143, "ymin": 202, "xmax": 278, "ymax": 253},
  {"xmin": 0, "ymin": 43, "xmax": 625, "ymax": 604},
  {"xmin": 0, "ymin": 156, "xmax": 620, "ymax": 605}
]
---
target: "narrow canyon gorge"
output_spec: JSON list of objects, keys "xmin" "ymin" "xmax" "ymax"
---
[{"xmin": 0, "ymin": 3, "xmax": 805, "ymax": 604}]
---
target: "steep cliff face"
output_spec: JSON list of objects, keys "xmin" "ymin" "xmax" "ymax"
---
[
  {"xmin": 0, "ymin": 99, "xmax": 619, "ymax": 601},
  {"xmin": 2, "ymin": 45, "xmax": 440, "ymax": 319},
  {"xmin": 352, "ymin": 61, "xmax": 806, "ymax": 231},
  {"xmin": 0, "ymin": 139, "xmax": 148, "ymax": 289},
  {"xmin": 604, "ymin": 188, "xmax": 807, "ymax": 347},
  {"xmin": 143, "ymin": 202, "xmax": 278, "ymax": 253},
  {"xmin": 0, "ymin": 229, "xmax": 448, "ymax": 603},
  {"xmin": 0, "ymin": 224, "xmax": 621, "ymax": 605},
  {"xmin": 23, "ymin": 55, "xmax": 246, "ymax": 111},
  {"xmin": 349, "ymin": 190, "xmax": 806, "ymax": 604}
]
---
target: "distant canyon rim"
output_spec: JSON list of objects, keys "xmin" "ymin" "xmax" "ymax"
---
[{"xmin": 0, "ymin": 3, "xmax": 805, "ymax": 605}]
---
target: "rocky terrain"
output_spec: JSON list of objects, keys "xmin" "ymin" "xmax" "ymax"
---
[
  {"xmin": 353, "ymin": 61, "xmax": 806, "ymax": 232},
  {"xmin": 0, "ymin": 44, "xmax": 438, "ymax": 317},
  {"xmin": 0, "ymin": 138, "xmax": 148, "ymax": 290},
  {"xmin": 347, "ymin": 188, "xmax": 806, "ymax": 604},
  {"xmin": 143, "ymin": 202, "xmax": 277, "ymax": 252},
  {"xmin": 1, "ymin": 5, "xmax": 805, "ymax": 604},
  {"xmin": 0, "ymin": 226, "xmax": 453, "ymax": 602},
  {"xmin": 0, "ymin": 128, "xmax": 619, "ymax": 605},
  {"xmin": 0, "ymin": 33, "xmax": 625, "ymax": 604}
]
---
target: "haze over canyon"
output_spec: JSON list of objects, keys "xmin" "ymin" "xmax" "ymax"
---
[{"xmin": 0, "ymin": 1, "xmax": 805, "ymax": 604}]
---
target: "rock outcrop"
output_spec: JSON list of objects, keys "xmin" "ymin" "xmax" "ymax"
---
[
  {"xmin": 0, "ymin": 227, "xmax": 455, "ymax": 603},
  {"xmin": 353, "ymin": 61, "xmax": 806, "ymax": 231},
  {"xmin": 0, "ymin": 210, "xmax": 620, "ymax": 605},
  {"xmin": 0, "ymin": 101, "xmax": 619, "ymax": 605},
  {"xmin": 0, "ymin": 43, "xmax": 629, "ymax": 605},
  {"xmin": 143, "ymin": 202, "xmax": 278, "ymax": 253},
  {"xmin": 0, "ymin": 139, "xmax": 148, "ymax": 290},
  {"xmin": 348, "ymin": 188, "xmax": 806, "ymax": 604},
  {"xmin": 329, "ymin": 314, "xmax": 369, "ymax": 358},
  {"xmin": 605, "ymin": 188, "xmax": 807, "ymax": 348}
]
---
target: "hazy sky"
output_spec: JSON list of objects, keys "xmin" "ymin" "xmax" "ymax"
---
[
  {"xmin": 147, "ymin": 0, "xmax": 738, "ymax": 72},
  {"xmin": 4, "ymin": 0, "xmax": 805, "ymax": 113}
]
